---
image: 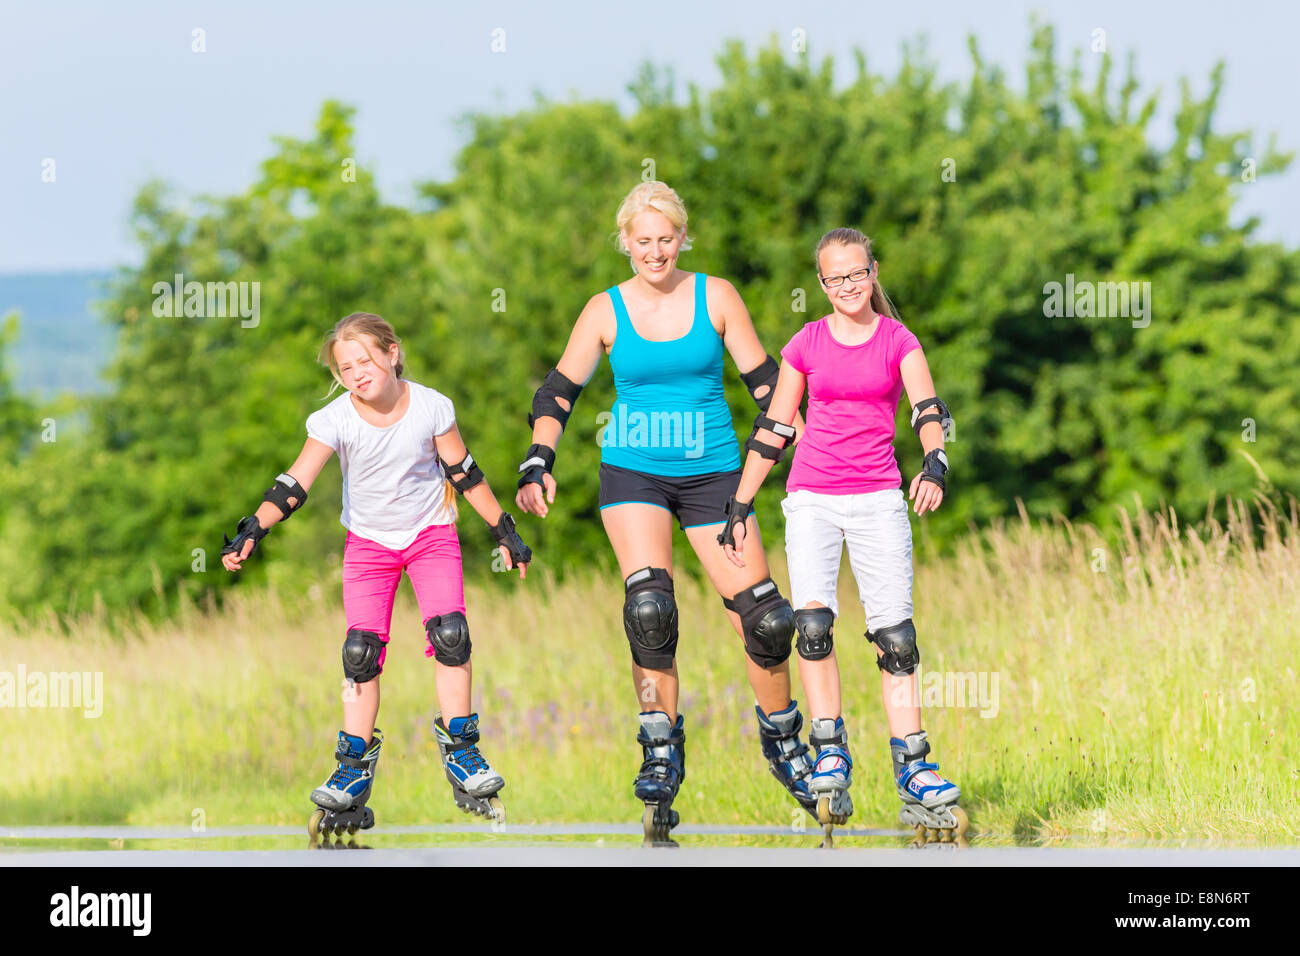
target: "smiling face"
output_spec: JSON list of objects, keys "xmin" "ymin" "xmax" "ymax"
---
[
  {"xmin": 333, "ymin": 333, "xmax": 399, "ymax": 398},
  {"xmin": 817, "ymin": 242, "xmax": 877, "ymax": 320},
  {"xmin": 623, "ymin": 209, "xmax": 685, "ymax": 283}
]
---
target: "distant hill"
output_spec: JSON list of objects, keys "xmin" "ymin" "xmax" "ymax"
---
[{"xmin": 0, "ymin": 271, "xmax": 117, "ymax": 399}]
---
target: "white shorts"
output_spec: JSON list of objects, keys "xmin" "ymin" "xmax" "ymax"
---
[{"xmin": 781, "ymin": 487, "xmax": 913, "ymax": 631}]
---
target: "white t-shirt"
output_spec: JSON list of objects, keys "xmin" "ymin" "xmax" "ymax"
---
[{"xmin": 305, "ymin": 379, "xmax": 458, "ymax": 550}]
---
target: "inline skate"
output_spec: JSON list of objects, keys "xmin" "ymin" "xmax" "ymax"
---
[
  {"xmin": 635, "ymin": 711, "xmax": 685, "ymax": 847},
  {"xmin": 308, "ymin": 729, "xmax": 383, "ymax": 845},
  {"xmin": 809, "ymin": 716, "xmax": 853, "ymax": 848},
  {"xmin": 434, "ymin": 712, "xmax": 506, "ymax": 824},
  {"xmin": 892, "ymin": 730, "xmax": 969, "ymax": 847},
  {"xmin": 755, "ymin": 700, "xmax": 819, "ymax": 822}
]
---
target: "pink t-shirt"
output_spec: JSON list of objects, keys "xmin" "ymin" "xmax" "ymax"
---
[{"xmin": 780, "ymin": 314, "xmax": 922, "ymax": 494}]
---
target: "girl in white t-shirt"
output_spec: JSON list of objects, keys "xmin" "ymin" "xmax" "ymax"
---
[{"xmin": 221, "ymin": 312, "xmax": 532, "ymax": 842}]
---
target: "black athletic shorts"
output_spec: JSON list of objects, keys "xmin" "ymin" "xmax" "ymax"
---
[{"xmin": 598, "ymin": 463, "xmax": 755, "ymax": 530}]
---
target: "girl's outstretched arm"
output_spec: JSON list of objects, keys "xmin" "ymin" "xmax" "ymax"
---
[
  {"xmin": 900, "ymin": 348, "xmax": 947, "ymax": 516},
  {"xmin": 435, "ymin": 424, "xmax": 530, "ymax": 579},
  {"xmin": 221, "ymin": 438, "xmax": 334, "ymax": 571},
  {"xmin": 515, "ymin": 292, "xmax": 611, "ymax": 518}
]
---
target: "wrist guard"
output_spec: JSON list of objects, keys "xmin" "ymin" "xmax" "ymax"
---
[
  {"xmin": 222, "ymin": 515, "xmax": 268, "ymax": 559},
  {"xmin": 516, "ymin": 443, "xmax": 556, "ymax": 492},
  {"xmin": 490, "ymin": 512, "xmax": 533, "ymax": 565},
  {"xmin": 919, "ymin": 448, "xmax": 948, "ymax": 493},
  {"xmin": 716, "ymin": 495, "xmax": 755, "ymax": 548}
]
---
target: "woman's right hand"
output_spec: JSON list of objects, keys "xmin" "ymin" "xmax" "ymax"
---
[
  {"xmin": 221, "ymin": 539, "xmax": 256, "ymax": 572},
  {"xmin": 515, "ymin": 473, "xmax": 557, "ymax": 517},
  {"xmin": 722, "ymin": 521, "xmax": 747, "ymax": 568}
]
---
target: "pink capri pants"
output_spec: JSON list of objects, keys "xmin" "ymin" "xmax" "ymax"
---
[{"xmin": 342, "ymin": 523, "xmax": 467, "ymax": 672}]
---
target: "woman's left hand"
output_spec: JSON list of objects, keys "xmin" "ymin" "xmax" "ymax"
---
[{"xmin": 908, "ymin": 473, "xmax": 944, "ymax": 515}]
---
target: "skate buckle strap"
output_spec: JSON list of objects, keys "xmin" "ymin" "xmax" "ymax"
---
[
  {"xmin": 639, "ymin": 755, "xmax": 682, "ymax": 782},
  {"xmin": 334, "ymin": 751, "xmax": 372, "ymax": 769}
]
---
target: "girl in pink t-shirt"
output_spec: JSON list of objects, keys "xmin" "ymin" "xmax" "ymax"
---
[{"xmin": 717, "ymin": 228, "xmax": 966, "ymax": 847}]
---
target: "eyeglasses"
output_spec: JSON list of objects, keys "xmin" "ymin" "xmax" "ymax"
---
[{"xmin": 819, "ymin": 263, "xmax": 874, "ymax": 289}]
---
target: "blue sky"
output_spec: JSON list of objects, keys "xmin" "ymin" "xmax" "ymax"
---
[{"xmin": 2, "ymin": 0, "xmax": 1297, "ymax": 271}]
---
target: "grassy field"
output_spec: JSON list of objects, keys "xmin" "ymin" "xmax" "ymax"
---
[{"xmin": 4, "ymin": 497, "xmax": 1297, "ymax": 845}]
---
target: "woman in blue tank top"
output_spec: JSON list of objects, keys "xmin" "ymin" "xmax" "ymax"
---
[{"xmin": 514, "ymin": 181, "xmax": 823, "ymax": 843}]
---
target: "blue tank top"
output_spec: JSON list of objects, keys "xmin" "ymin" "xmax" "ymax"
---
[{"xmin": 601, "ymin": 272, "xmax": 742, "ymax": 476}]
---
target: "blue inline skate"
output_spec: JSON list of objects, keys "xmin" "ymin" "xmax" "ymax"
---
[
  {"xmin": 755, "ymin": 701, "xmax": 819, "ymax": 822},
  {"xmin": 892, "ymin": 730, "xmax": 969, "ymax": 846},
  {"xmin": 635, "ymin": 711, "xmax": 685, "ymax": 846},
  {"xmin": 308, "ymin": 729, "xmax": 383, "ymax": 845},
  {"xmin": 809, "ymin": 716, "xmax": 853, "ymax": 848},
  {"xmin": 434, "ymin": 713, "xmax": 506, "ymax": 824}
]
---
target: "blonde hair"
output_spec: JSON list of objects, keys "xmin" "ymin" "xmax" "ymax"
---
[
  {"xmin": 316, "ymin": 312, "xmax": 458, "ymax": 520},
  {"xmin": 815, "ymin": 228, "xmax": 900, "ymax": 320},
  {"xmin": 613, "ymin": 180, "xmax": 693, "ymax": 257}
]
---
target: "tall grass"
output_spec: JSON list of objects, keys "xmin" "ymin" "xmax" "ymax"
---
[{"xmin": 4, "ymin": 497, "xmax": 1297, "ymax": 843}]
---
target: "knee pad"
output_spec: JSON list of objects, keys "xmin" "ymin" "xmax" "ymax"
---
[
  {"xmin": 794, "ymin": 607, "xmax": 835, "ymax": 661},
  {"xmin": 623, "ymin": 567, "xmax": 679, "ymax": 670},
  {"xmin": 425, "ymin": 612, "xmax": 472, "ymax": 666},
  {"xmin": 724, "ymin": 578, "xmax": 795, "ymax": 669},
  {"xmin": 342, "ymin": 628, "xmax": 386, "ymax": 683},
  {"xmin": 869, "ymin": 619, "xmax": 920, "ymax": 675}
]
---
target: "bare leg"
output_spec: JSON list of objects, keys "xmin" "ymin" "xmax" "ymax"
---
[
  {"xmin": 435, "ymin": 660, "xmax": 473, "ymax": 720},
  {"xmin": 878, "ymin": 649, "xmax": 922, "ymax": 739},
  {"xmin": 343, "ymin": 676, "xmax": 380, "ymax": 742}
]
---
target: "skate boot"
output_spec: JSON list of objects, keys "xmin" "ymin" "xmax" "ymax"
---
[
  {"xmin": 809, "ymin": 716, "xmax": 853, "ymax": 848},
  {"xmin": 634, "ymin": 711, "xmax": 685, "ymax": 847},
  {"xmin": 308, "ymin": 729, "xmax": 383, "ymax": 845},
  {"xmin": 434, "ymin": 712, "xmax": 505, "ymax": 824},
  {"xmin": 891, "ymin": 730, "xmax": 969, "ymax": 846},
  {"xmin": 755, "ymin": 701, "xmax": 819, "ymax": 821}
]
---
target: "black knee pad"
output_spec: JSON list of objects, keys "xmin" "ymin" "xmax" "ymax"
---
[
  {"xmin": 623, "ymin": 567, "xmax": 679, "ymax": 670},
  {"xmin": 794, "ymin": 607, "xmax": 835, "ymax": 661},
  {"xmin": 342, "ymin": 628, "xmax": 386, "ymax": 683},
  {"xmin": 869, "ymin": 618, "xmax": 920, "ymax": 675},
  {"xmin": 724, "ymin": 578, "xmax": 795, "ymax": 668},
  {"xmin": 425, "ymin": 611, "xmax": 472, "ymax": 666}
]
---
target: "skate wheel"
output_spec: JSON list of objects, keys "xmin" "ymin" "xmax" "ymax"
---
[
  {"xmin": 816, "ymin": 796, "xmax": 832, "ymax": 826},
  {"xmin": 949, "ymin": 806, "xmax": 970, "ymax": 840},
  {"xmin": 346, "ymin": 823, "xmax": 358, "ymax": 835},
  {"xmin": 308, "ymin": 809, "xmax": 326, "ymax": 841},
  {"xmin": 488, "ymin": 796, "xmax": 505, "ymax": 825},
  {"xmin": 642, "ymin": 805, "xmax": 659, "ymax": 846}
]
